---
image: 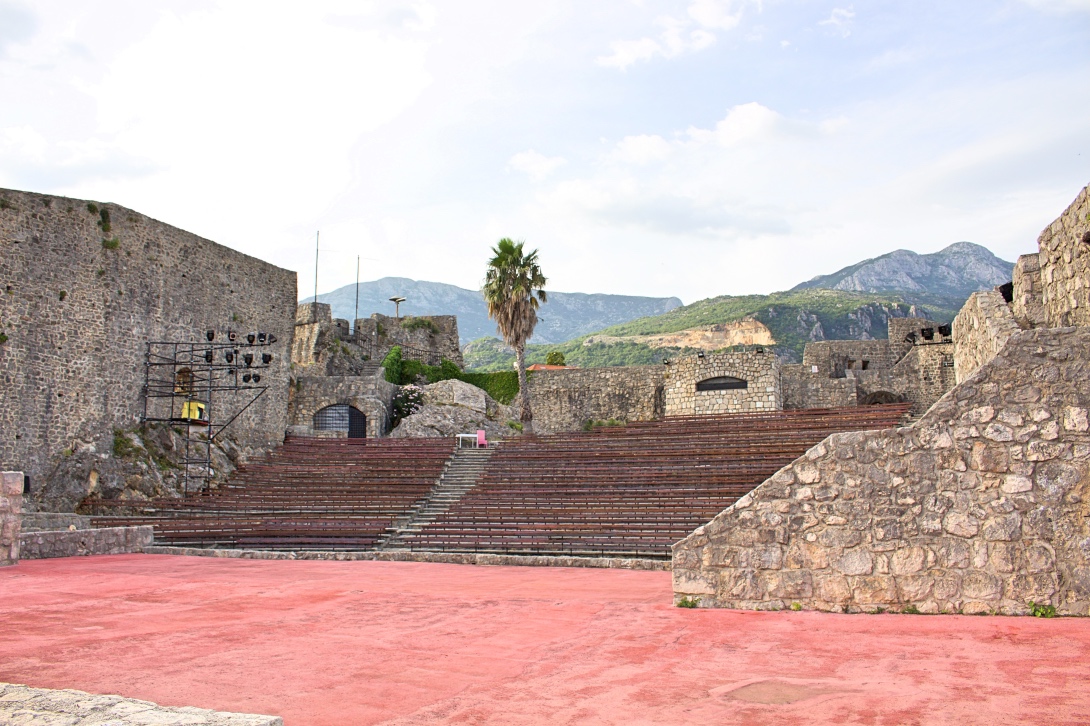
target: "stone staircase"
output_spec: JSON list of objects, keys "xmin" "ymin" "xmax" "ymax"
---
[{"xmin": 377, "ymin": 447, "xmax": 493, "ymax": 550}]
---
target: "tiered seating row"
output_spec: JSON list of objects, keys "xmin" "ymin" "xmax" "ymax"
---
[
  {"xmin": 408, "ymin": 405, "xmax": 910, "ymax": 559},
  {"xmin": 92, "ymin": 437, "xmax": 454, "ymax": 549}
]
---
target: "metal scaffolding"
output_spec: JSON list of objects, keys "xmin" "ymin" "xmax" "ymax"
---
[{"xmin": 142, "ymin": 330, "xmax": 277, "ymax": 495}]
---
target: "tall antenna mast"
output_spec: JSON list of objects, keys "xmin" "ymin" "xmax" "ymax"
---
[
  {"xmin": 312, "ymin": 231, "xmax": 319, "ymax": 323},
  {"xmin": 354, "ymin": 255, "xmax": 360, "ymax": 328}
]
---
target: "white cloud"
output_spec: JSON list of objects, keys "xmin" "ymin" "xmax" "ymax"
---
[
  {"xmin": 508, "ymin": 150, "xmax": 567, "ymax": 181},
  {"xmin": 597, "ymin": 0, "xmax": 760, "ymax": 69},
  {"xmin": 612, "ymin": 134, "xmax": 674, "ymax": 164},
  {"xmin": 819, "ymin": 6, "xmax": 855, "ymax": 37},
  {"xmin": 687, "ymin": 0, "xmax": 757, "ymax": 30}
]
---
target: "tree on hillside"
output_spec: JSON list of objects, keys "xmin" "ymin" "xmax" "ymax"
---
[
  {"xmin": 545, "ymin": 351, "xmax": 565, "ymax": 366},
  {"xmin": 483, "ymin": 238, "xmax": 547, "ymax": 433}
]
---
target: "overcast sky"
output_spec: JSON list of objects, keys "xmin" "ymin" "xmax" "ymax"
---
[{"xmin": 1, "ymin": 1, "xmax": 1088, "ymax": 303}]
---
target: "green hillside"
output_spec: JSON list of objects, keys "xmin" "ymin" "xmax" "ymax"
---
[{"xmin": 463, "ymin": 289, "xmax": 964, "ymax": 372}]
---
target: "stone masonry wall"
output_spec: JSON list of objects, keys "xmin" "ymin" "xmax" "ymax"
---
[
  {"xmin": 953, "ymin": 291, "xmax": 1021, "ymax": 384},
  {"xmin": 287, "ymin": 373, "xmax": 397, "ymax": 438},
  {"xmin": 781, "ymin": 364, "xmax": 858, "ymax": 409},
  {"xmin": 355, "ymin": 313, "xmax": 463, "ymax": 367},
  {"xmin": 664, "ymin": 351, "xmax": 780, "ymax": 416},
  {"xmin": 1012, "ymin": 253, "xmax": 1048, "ymax": 329},
  {"xmin": 528, "ymin": 366, "xmax": 666, "ymax": 433},
  {"xmin": 1038, "ymin": 183, "xmax": 1090, "ymax": 329},
  {"xmin": 672, "ymin": 327, "xmax": 1090, "ymax": 616},
  {"xmin": 1, "ymin": 471, "xmax": 21, "ymax": 566},
  {"xmin": 0, "ymin": 189, "xmax": 297, "ymax": 506},
  {"xmin": 802, "ymin": 340, "xmax": 894, "ymax": 378},
  {"xmin": 19, "ymin": 525, "xmax": 152, "ymax": 560}
]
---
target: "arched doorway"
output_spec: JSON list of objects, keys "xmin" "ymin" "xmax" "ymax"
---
[
  {"xmin": 862, "ymin": 391, "xmax": 902, "ymax": 406},
  {"xmin": 696, "ymin": 376, "xmax": 748, "ymax": 391},
  {"xmin": 313, "ymin": 404, "xmax": 367, "ymax": 438}
]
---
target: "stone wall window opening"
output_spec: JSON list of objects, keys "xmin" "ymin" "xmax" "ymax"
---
[
  {"xmin": 174, "ymin": 367, "xmax": 194, "ymax": 395},
  {"xmin": 861, "ymin": 360, "xmax": 869, "ymax": 370},
  {"xmin": 313, "ymin": 403, "xmax": 367, "ymax": 438},
  {"xmin": 696, "ymin": 376, "xmax": 748, "ymax": 392}
]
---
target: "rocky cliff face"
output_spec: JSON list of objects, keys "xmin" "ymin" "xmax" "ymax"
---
[
  {"xmin": 792, "ymin": 242, "xmax": 1014, "ymax": 297},
  {"xmin": 302, "ymin": 277, "xmax": 682, "ymax": 345}
]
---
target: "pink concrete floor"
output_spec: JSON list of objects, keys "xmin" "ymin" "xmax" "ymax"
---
[{"xmin": 1, "ymin": 555, "xmax": 1088, "ymax": 725}]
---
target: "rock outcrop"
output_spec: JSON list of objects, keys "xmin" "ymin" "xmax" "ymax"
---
[{"xmin": 390, "ymin": 379, "xmax": 514, "ymax": 440}]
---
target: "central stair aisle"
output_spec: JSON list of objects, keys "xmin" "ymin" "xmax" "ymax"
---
[{"xmin": 377, "ymin": 447, "xmax": 493, "ymax": 550}]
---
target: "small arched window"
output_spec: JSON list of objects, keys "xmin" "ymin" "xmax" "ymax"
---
[{"xmin": 696, "ymin": 376, "xmax": 748, "ymax": 392}]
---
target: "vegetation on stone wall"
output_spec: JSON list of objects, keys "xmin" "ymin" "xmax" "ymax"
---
[
  {"xmin": 383, "ymin": 345, "xmax": 520, "ymax": 404},
  {"xmin": 400, "ymin": 317, "xmax": 440, "ymax": 334},
  {"xmin": 545, "ymin": 351, "xmax": 565, "ymax": 366}
]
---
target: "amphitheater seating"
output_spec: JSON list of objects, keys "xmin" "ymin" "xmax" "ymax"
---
[
  {"xmin": 405, "ymin": 405, "xmax": 911, "ymax": 559},
  {"xmin": 92, "ymin": 437, "xmax": 454, "ymax": 550}
]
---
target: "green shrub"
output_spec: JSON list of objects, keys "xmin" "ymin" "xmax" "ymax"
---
[
  {"xmin": 0, "ymin": 198, "xmax": 12, "ymax": 210},
  {"xmin": 86, "ymin": 202, "xmax": 98, "ymax": 215},
  {"xmin": 401, "ymin": 317, "xmax": 440, "ymax": 335},
  {"xmin": 506, "ymin": 420, "xmax": 523, "ymax": 432},
  {"xmin": 392, "ymin": 384, "xmax": 424, "ymax": 424},
  {"xmin": 460, "ymin": 370, "xmax": 519, "ymax": 404},
  {"xmin": 545, "ymin": 350, "xmax": 565, "ymax": 366},
  {"xmin": 677, "ymin": 596, "xmax": 700, "ymax": 608},
  {"xmin": 98, "ymin": 207, "xmax": 111, "ymax": 234},
  {"xmin": 381, "ymin": 346, "xmax": 403, "ymax": 384},
  {"xmin": 0, "ymin": 333, "xmax": 7, "ymax": 344},
  {"xmin": 112, "ymin": 429, "xmax": 139, "ymax": 459},
  {"xmin": 58, "ymin": 290, "xmax": 67, "ymax": 301},
  {"xmin": 102, "ymin": 237, "xmax": 120, "ymax": 250},
  {"xmin": 1029, "ymin": 601, "xmax": 1056, "ymax": 618},
  {"xmin": 790, "ymin": 602, "xmax": 802, "ymax": 611},
  {"xmin": 401, "ymin": 358, "xmax": 426, "ymax": 382}
]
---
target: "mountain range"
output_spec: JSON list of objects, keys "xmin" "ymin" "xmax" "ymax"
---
[
  {"xmin": 301, "ymin": 242, "xmax": 1016, "ymax": 368},
  {"xmin": 790, "ymin": 242, "xmax": 1013, "ymax": 297},
  {"xmin": 302, "ymin": 277, "xmax": 682, "ymax": 345}
]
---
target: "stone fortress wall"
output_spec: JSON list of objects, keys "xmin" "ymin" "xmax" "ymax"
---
[
  {"xmin": 287, "ymin": 375, "xmax": 397, "ymax": 439},
  {"xmin": 1, "ymin": 471, "xmax": 21, "ymax": 566},
  {"xmin": 673, "ymin": 182, "xmax": 1090, "ymax": 615},
  {"xmin": 1038, "ymin": 184, "xmax": 1090, "ymax": 328},
  {"xmin": 663, "ymin": 351, "xmax": 780, "ymax": 415},
  {"xmin": 527, "ymin": 366, "xmax": 667, "ymax": 433},
  {"xmin": 782, "ymin": 318, "xmax": 956, "ymax": 414},
  {"xmin": 0, "ymin": 189, "xmax": 297, "ymax": 508}
]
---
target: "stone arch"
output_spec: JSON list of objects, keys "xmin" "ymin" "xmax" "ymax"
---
[
  {"xmin": 313, "ymin": 403, "xmax": 367, "ymax": 438},
  {"xmin": 696, "ymin": 376, "xmax": 748, "ymax": 392},
  {"xmin": 862, "ymin": 390, "xmax": 902, "ymax": 406}
]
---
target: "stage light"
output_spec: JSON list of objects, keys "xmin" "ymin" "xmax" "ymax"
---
[
  {"xmin": 267, "ymin": 334, "xmax": 277, "ymax": 344},
  {"xmin": 697, "ymin": 351, "xmax": 705, "ymax": 359},
  {"xmin": 904, "ymin": 333, "xmax": 917, "ymax": 344},
  {"xmin": 257, "ymin": 332, "xmax": 267, "ymax": 343},
  {"xmin": 755, "ymin": 347, "xmax": 764, "ymax": 354},
  {"xmin": 938, "ymin": 324, "xmax": 952, "ymax": 337},
  {"xmin": 225, "ymin": 351, "xmax": 234, "ymax": 364},
  {"xmin": 243, "ymin": 353, "xmax": 254, "ymax": 367},
  {"xmin": 921, "ymin": 327, "xmax": 935, "ymax": 341},
  {"xmin": 204, "ymin": 350, "xmax": 213, "ymax": 363},
  {"xmin": 251, "ymin": 373, "xmax": 261, "ymax": 383},
  {"xmin": 206, "ymin": 330, "xmax": 215, "ymax": 342},
  {"xmin": 242, "ymin": 373, "xmax": 252, "ymax": 383},
  {"xmin": 228, "ymin": 330, "xmax": 237, "ymax": 342},
  {"xmin": 247, "ymin": 333, "xmax": 256, "ymax": 345},
  {"xmin": 262, "ymin": 353, "xmax": 273, "ymax": 364}
]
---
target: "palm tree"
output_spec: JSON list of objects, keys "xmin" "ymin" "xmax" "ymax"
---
[{"xmin": 483, "ymin": 238, "xmax": 547, "ymax": 433}]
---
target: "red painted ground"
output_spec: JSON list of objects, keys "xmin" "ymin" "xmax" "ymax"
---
[{"xmin": 1, "ymin": 556, "xmax": 1088, "ymax": 725}]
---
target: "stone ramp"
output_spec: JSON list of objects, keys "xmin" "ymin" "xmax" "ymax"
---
[{"xmin": 0, "ymin": 682, "xmax": 281, "ymax": 725}]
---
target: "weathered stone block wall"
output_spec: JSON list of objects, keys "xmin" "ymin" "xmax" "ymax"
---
[
  {"xmin": 673, "ymin": 327, "xmax": 1090, "ymax": 616},
  {"xmin": 664, "ymin": 352, "xmax": 780, "ymax": 415},
  {"xmin": 19, "ymin": 524, "xmax": 153, "ymax": 560},
  {"xmin": 1038, "ymin": 183, "xmax": 1090, "ymax": 329},
  {"xmin": 0, "ymin": 189, "xmax": 297, "ymax": 506},
  {"xmin": 21, "ymin": 512, "xmax": 90, "ymax": 532},
  {"xmin": 781, "ymin": 364, "xmax": 858, "ymax": 409},
  {"xmin": 355, "ymin": 313, "xmax": 463, "ymax": 367},
  {"xmin": 528, "ymin": 366, "xmax": 666, "ymax": 433},
  {"xmin": 887, "ymin": 317, "xmax": 946, "ymax": 362},
  {"xmin": 953, "ymin": 291, "xmax": 1021, "ymax": 384},
  {"xmin": 287, "ymin": 373, "xmax": 397, "ymax": 438},
  {"xmin": 1, "ymin": 471, "xmax": 21, "ymax": 566},
  {"xmin": 802, "ymin": 340, "xmax": 894, "ymax": 378},
  {"xmin": 1012, "ymin": 253, "xmax": 1047, "ymax": 329}
]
